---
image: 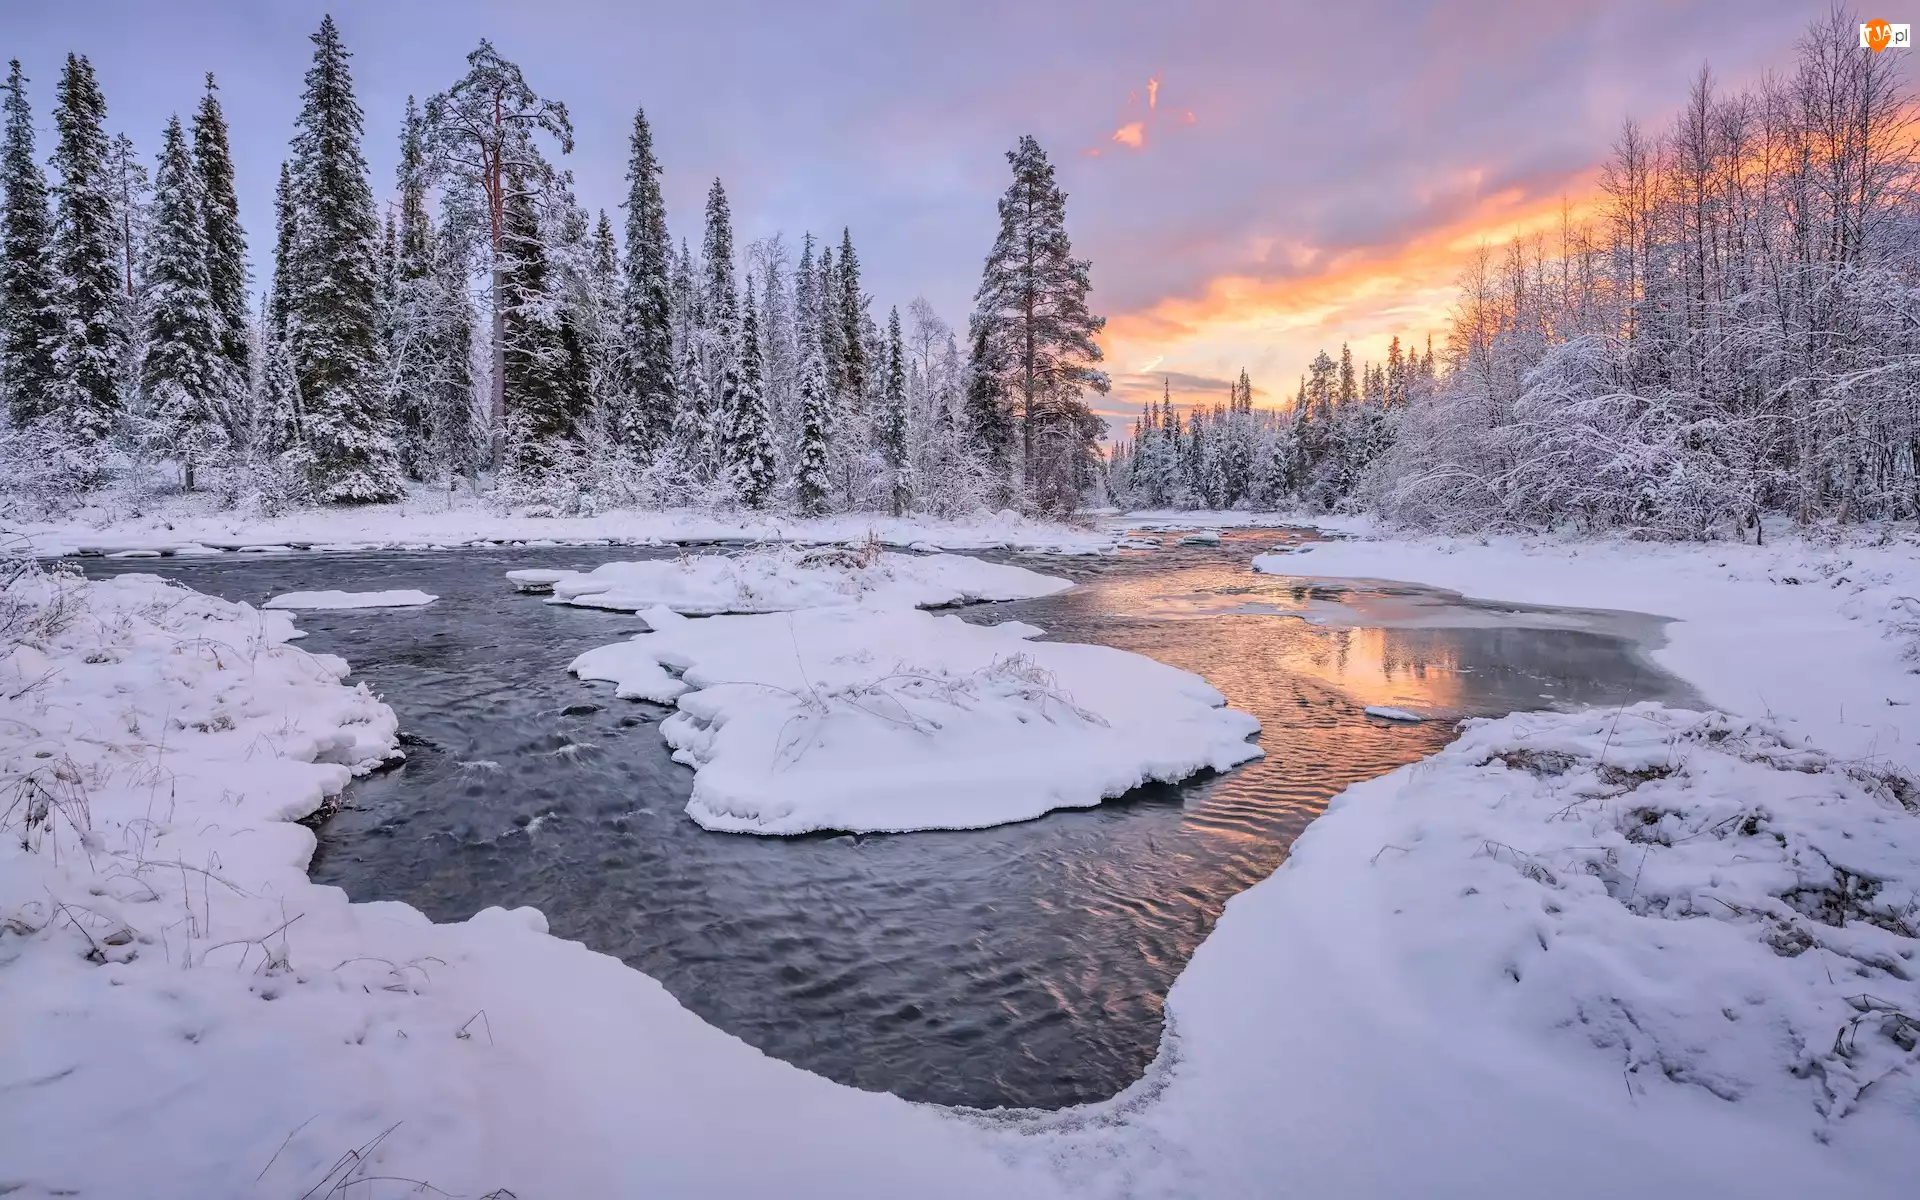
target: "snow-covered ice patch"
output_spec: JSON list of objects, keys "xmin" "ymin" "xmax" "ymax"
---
[
  {"xmin": 570, "ymin": 605, "xmax": 1263, "ymax": 834},
  {"xmin": 533, "ymin": 545, "xmax": 1072, "ymax": 615},
  {"xmin": 505, "ymin": 568, "xmax": 572, "ymax": 594},
  {"xmin": 1176, "ymin": 530, "xmax": 1224, "ymax": 546},
  {"xmin": 1363, "ymin": 705, "xmax": 1425, "ymax": 722},
  {"xmin": 263, "ymin": 588, "xmax": 439, "ymax": 610}
]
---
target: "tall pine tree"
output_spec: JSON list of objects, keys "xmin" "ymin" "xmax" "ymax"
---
[
  {"xmin": 880, "ymin": 304, "xmax": 909, "ymax": 515},
  {"xmin": 420, "ymin": 40, "xmax": 572, "ymax": 468},
  {"xmin": 964, "ymin": 317, "xmax": 1011, "ymax": 501},
  {"xmin": 499, "ymin": 170, "xmax": 589, "ymax": 475},
  {"xmin": 50, "ymin": 54, "xmax": 124, "ymax": 456},
  {"xmin": 836, "ymin": 227, "xmax": 867, "ymax": 403},
  {"xmin": 793, "ymin": 338, "xmax": 832, "ymax": 516},
  {"xmin": 618, "ymin": 106, "xmax": 673, "ymax": 454},
  {"xmin": 282, "ymin": 15, "xmax": 404, "ymax": 502},
  {"xmin": 702, "ymin": 178, "xmax": 737, "ymax": 338},
  {"xmin": 0, "ymin": 61, "xmax": 58, "ymax": 425},
  {"xmin": 141, "ymin": 114, "xmax": 226, "ymax": 489},
  {"xmin": 386, "ymin": 95, "xmax": 436, "ymax": 474},
  {"xmin": 727, "ymin": 279, "xmax": 774, "ymax": 507},
  {"xmin": 193, "ymin": 74, "xmax": 248, "ymax": 416},
  {"xmin": 971, "ymin": 135, "xmax": 1108, "ymax": 515}
]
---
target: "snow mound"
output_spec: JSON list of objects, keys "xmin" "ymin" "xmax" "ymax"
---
[
  {"xmin": 533, "ymin": 545, "xmax": 1072, "ymax": 615},
  {"xmin": 1317, "ymin": 704, "xmax": 1919, "ymax": 1132},
  {"xmin": 505, "ymin": 568, "xmax": 572, "ymax": 594},
  {"xmin": 570, "ymin": 605, "xmax": 1263, "ymax": 834},
  {"xmin": 263, "ymin": 588, "xmax": 438, "ymax": 610},
  {"xmin": 1364, "ymin": 705, "xmax": 1424, "ymax": 722},
  {"xmin": 1177, "ymin": 530, "xmax": 1224, "ymax": 545}
]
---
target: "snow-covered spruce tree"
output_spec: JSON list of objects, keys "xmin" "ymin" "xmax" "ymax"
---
[
  {"xmin": 49, "ymin": 53, "xmax": 125, "ymax": 464},
  {"xmin": 880, "ymin": 304, "xmax": 910, "ymax": 515},
  {"xmin": 963, "ymin": 317, "xmax": 1013, "ymax": 505},
  {"xmin": 670, "ymin": 331, "xmax": 715, "ymax": 490},
  {"xmin": 422, "ymin": 220, "xmax": 479, "ymax": 485},
  {"xmin": 793, "ymin": 336, "xmax": 833, "ymax": 517},
  {"xmin": 384, "ymin": 96, "xmax": 436, "ymax": 476},
  {"xmin": 815, "ymin": 242, "xmax": 841, "ymax": 401},
  {"xmin": 835, "ymin": 227, "xmax": 867, "ymax": 404},
  {"xmin": 702, "ymin": 178, "xmax": 737, "ymax": 341},
  {"xmin": 579, "ymin": 208, "xmax": 625, "ymax": 460},
  {"xmin": 192, "ymin": 74, "xmax": 248, "ymax": 426},
  {"xmin": 618, "ymin": 106, "xmax": 674, "ymax": 455},
  {"xmin": 0, "ymin": 60, "xmax": 58, "ymax": 426},
  {"xmin": 699, "ymin": 177, "xmax": 740, "ymax": 497},
  {"xmin": 252, "ymin": 294, "xmax": 301, "ymax": 459},
  {"xmin": 140, "ymin": 114, "xmax": 226, "ymax": 490},
  {"xmin": 971, "ymin": 135, "xmax": 1108, "ymax": 516},
  {"xmin": 421, "ymin": 39, "xmax": 572, "ymax": 469},
  {"xmin": 281, "ymin": 15, "xmax": 404, "ymax": 503},
  {"xmin": 749, "ymin": 234, "xmax": 797, "ymax": 478},
  {"xmin": 266, "ymin": 161, "xmax": 294, "ymax": 334},
  {"xmin": 726, "ymin": 279, "xmax": 775, "ymax": 508},
  {"xmin": 498, "ymin": 170, "xmax": 589, "ymax": 479},
  {"xmin": 101, "ymin": 131, "xmax": 152, "ymax": 440}
]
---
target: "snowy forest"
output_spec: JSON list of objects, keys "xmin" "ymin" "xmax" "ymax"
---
[
  {"xmin": 0, "ymin": 17, "xmax": 1110, "ymax": 523},
  {"xmin": 1113, "ymin": 10, "xmax": 1920, "ymax": 538},
  {"xmin": 2, "ymin": 10, "xmax": 1915, "ymax": 539}
]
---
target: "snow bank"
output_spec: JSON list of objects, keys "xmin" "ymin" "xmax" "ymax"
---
[
  {"xmin": 535, "ymin": 545, "xmax": 1072, "ymax": 614},
  {"xmin": 571, "ymin": 605, "xmax": 1262, "ymax": 834},
  {"xmin": 1006, "ymin": 705, "xmax": 1916, "ymax": 1198},
  {"xmin": 16, "ymin": 491, "xmax": 1115, "ymax": 558},
  {"xmin": 0, "ymin": 569, "xmax": 1060, "ymax": 1198},
  {"xmin": 263, "ymin": 588, "xmax": 438, "ymax": 610}
]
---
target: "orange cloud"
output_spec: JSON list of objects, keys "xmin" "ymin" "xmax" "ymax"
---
[
  {"xmin": 1092, "ymin": 72, "xmax": 1185, "ymax": 156},
  {"xmin": 1101, "ymin": 170, "xmax": 1605, "ymax": 411}
]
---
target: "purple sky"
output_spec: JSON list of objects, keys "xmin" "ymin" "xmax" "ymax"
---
[{"xmin": 6, "ymin": 0, "xmax": 1836, "ymax": 424}]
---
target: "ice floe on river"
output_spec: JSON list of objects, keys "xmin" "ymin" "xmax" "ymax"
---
[
  {"xmin": 262, "ymin": 588, "xmax": 438, "ymax": 610},
  {"xmin": 518, "ymin": 544, "xmax": 1074, "ymax": 614},
  {"xmin": 570, "ymin": 604, "xmax": 1263, "ymax": 834}
]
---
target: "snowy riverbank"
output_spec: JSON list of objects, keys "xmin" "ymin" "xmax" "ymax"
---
[
  {"xmin": 8, "ymin": 493, "xmax": 1118, "ymax": 558},
  {"xmin": 0, "ymin": 567, "xmax": 1067, "ymax": 1198},
  {"xmin": 4, "ymin": 523, "xmax": 1915, "ymax": 1197}
]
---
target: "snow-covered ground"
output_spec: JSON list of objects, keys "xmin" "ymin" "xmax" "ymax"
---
[
  {"xmin": 570, "ymin": 604, "xmax": 1262, "ymax": 834},
  {"xmin": 1005, "ymin": 704, "xmax": 1916, "ymax": 1199},
  {"xmin": 529, "ymin": 544, "xmax": 1073, "ymax": 614},
  {"xmin": 5, "ymin": 519, "xmax": 1915, "ymax": 1197},
  {"xmin": 0, "ymin": 568, "xmax": 1065, "ymax": 1198},
  {"xmin": 10, "ymin": 492, "xmax": 1115, "ymax": 557}
]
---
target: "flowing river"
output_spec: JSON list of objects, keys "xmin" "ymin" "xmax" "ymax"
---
[{"xmin": 81, "ymin": 529, "xmax": 1696, "ymax": 1110}]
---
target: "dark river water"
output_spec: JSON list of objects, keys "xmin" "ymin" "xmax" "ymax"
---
[{"xmin": 81, "ymin": 529, "xmax": 1696, "ymax": 1110}]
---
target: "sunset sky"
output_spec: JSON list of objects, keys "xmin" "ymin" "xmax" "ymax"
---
[{"xmin": 6, "ymin": 0, "xmax": 1834, "ymax": 429}]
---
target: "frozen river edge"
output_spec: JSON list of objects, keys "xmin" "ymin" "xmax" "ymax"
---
[{"xmin": 2, "ymin": 525, "xmax": 1916, "ymax": 1197}]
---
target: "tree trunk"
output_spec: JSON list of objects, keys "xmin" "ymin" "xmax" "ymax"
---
[{"xmin": 491, "ymin": 262, "xmax": 506, "ymax": 469}]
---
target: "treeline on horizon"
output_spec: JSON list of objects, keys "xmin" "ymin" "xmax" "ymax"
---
[
  {"xmin": 1113, "ymin": 7, "xmax": 1919, "ymax": 538},
  {"xmin": 0, "ymin": 15, "xmax": 1109, "ymax": 521}
]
